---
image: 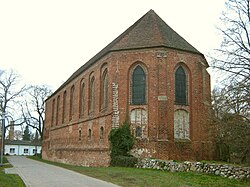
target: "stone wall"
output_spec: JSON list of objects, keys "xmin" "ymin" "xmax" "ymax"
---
[{"xmin": 137, "ymin": 158, "xmax": 250, "ymax": 180}]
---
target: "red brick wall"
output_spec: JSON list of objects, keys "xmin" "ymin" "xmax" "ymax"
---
[{"xmin": 42, "ymin": 47, "xmax": 214, "ymax": 166}]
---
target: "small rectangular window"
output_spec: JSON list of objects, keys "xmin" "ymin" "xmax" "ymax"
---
[
  {"xmin": 24, "ymin": 149, "xmax": 29, "ymax": 154},
  {"xmin": 33, "ymin": 149, "xmax": 37, "ymax": 154},
  {"xmin": 10, "ymin": 148, "xmax": 15, "ymax": 153}
]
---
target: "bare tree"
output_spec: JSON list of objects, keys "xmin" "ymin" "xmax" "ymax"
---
[
  {"xmin": 210, "ymin": 0, "xmax": 250, "ymax": 164},
  {"xmin": 14, "ymin": 130, "xmax": 23, "ymax": 140},
  {"xmin": 212, "ymin": 84, "xmax": 250, "ymax": 164},
  {"xmin": 22, "ymin": 85, "xmax": 52, "ymax": 140},
  {"xmin": 211, "ymin": 0, "xmax": 250, "ymax": 81},
  {"xmin": 0, "ymin": 69, "xmax": 26, "ymax": 139}
]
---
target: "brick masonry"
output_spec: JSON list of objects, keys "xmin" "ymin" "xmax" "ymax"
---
[{"xmin": 42, "ymin": 47, "xmax": 215, "ymax": 166}]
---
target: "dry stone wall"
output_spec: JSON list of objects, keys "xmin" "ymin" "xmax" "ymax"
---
[{"xmin": 137, "ymin": 158, "xmax": 250, "ymax": 180}]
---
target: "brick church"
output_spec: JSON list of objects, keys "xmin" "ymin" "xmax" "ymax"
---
[{"xmin": 42, "ymin": 10, "xmax": 214, "ymax": 166}]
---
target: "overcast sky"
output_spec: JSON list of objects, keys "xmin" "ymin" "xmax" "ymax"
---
[{"xmin": 0, "ymin": 0, "xmax": 226, "ymax": 91}]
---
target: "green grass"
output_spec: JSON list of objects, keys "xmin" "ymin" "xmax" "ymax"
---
[
  {"xmin": 29, "ymin": 156, "xmax": 250, "ymax": 187},
  {"xmin": 0, "ymin": 157, "xmax": 25, "ymax": 187}
]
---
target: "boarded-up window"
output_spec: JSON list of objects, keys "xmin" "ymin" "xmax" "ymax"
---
[
  {"xmin": 132, "ymin": 66, "xmax": 146, "ymax": 105},
  {"xmin": 136, "ymin": 126, "xmax": 142, "ymax": 138},
  {"xmin": 130, "ymin": 109, "xmax": 147, "ymax": 124},
  {"xmin": 174, "ymin": 109, "xmax": 190, "ymax": 139},
  {"xmin": 130, "ymin": 108, "xmax": 147, "ymax": 138}
]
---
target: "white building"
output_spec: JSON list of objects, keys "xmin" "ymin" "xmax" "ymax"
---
[{"xmin": 4, "ymin": 140, "xmax": 41, "ymax": 156}]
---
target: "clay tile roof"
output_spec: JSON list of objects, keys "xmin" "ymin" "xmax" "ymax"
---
[
  {"xmin": 110, "ymin": 9, "xmax": 201, "ymax": 53},
  {"xmin": 50, "ymin": 10, "xmax": 203, "ymax": 98}
]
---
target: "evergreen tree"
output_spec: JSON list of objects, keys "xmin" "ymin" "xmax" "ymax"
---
[
  {"xmin": 33, "ymin": 130, "xmax": 40, "ymax": 142},
  {"xmin": 23, "ymin": 125, "xmax": 31, "ymax": 141}
]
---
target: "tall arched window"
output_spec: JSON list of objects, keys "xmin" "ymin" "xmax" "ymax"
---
[
  {"xmin": 89, "ymin": 77, "xmax": 95, "ymax": 113},
  {"xmin": 175, "ymin": 66, "xmax": 187, "ymax": 105},
  {"xmin": 69, "ymin": 85, "xmax": 75, "ymax": 120},
  {"xmin": 88, "ymin": 129, "xmax": 92, "ymax": 140},
  {"xmin": 78, "ymin": 128, "xmax": 82, "ymax": 141},
  {"xmin": 132, "ymin": 66, "xmax": 146, "ymax": 105},
  {"xmin": 52, "ymin": 99, "xmax": 55, "ymax": 126},
  {"xmin": 101, "ymin": 69, "xmax": 108, "ymax": 110},
  {"xmin": 62, "ymin": 91, "xmax": 67, "ymax": 123},
  {"xmin": 100, "ymin": 126, "xmax": 104, "ymax": 139},
  {"xmin": 79, "ymin": 82, "xmax": 85, "ymax": 117},
  {"xmin": 56, "ymin": 95, "xmax": 60, "ymax": 125}
]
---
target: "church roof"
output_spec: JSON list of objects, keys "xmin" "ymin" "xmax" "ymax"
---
[
  {"xmin": 110, "ymin": 9, "xmax": 201, "ymax": 53},
  {"xmin": 51, "ymin": 10, "xmax": 203, "ymax": 97}
]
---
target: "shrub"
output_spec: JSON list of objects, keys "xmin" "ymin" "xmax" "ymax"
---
[
  {"xmin": 34, "ymin": 153, "xmax": 42, "ymax": 159},
  {"xmin": 110, "ymin": 156, "xmax": 138, "ymax": 167},
  {"xmin": 109, "ymin": 123, "xmax": 136, "ymax": 167},
  {"xmin": 109, "ymin": 123, "xmax": 134, "ymax": 157}
]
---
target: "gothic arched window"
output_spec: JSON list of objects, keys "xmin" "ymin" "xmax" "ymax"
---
[
  {"xmin": 101, "ymin": 69, "xmax": 108, "ymax": 110},
  {"xmin": 78, "ymin": 128, "xmax": 82, "ymax": 141},
  {"xmin": 79, "ymin": 81, "xmax": 85, "ymax": 117},
  {"xmin": 56, "ymin": 95, "xmax": 60, "ymax": 125},
  {"xmin": 89, "ymin": 77, "xmax": 95, "ymax": 113},
  {"xmin": 88, "ymin": 128, "xmax": 92, "ymax": 140},
  {"xmin": 100, "ymin": 126, "xmax": 104, "ymax": 139},
  {"xmin": 69, "ymin": 85, "xmax": 75, "ymax": 120},
  {"xmin": 62, "ymin": 91, "xmax": 67, "ymax": 123},
  {"xmin": 132, "ymin": 66, "xmax": 146, "ymax": 105},
  {"xmin": 175, "ymin": 66, "xmax": 187, "ymax": 105},
  {"xmin": 52, "ymin": 99, "xmax": 55, "ymax": 126}
]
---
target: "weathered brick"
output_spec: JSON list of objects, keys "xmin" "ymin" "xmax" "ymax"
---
[{"xmin": 42, "ymin": 10, "xmax": 215, "ymax": 166}]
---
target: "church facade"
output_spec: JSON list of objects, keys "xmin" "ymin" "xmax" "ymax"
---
[{"xmin": 42, "ymin": 10, "xmax": 214, "ymax": 166}]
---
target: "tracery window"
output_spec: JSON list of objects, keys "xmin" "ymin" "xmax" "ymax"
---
[
  {"xmin": 132, "ymin": 65, "xmax": 146, "ymax": 105},
  {"xmin": 175, "ymin": 66, "xmax": 187, "ymax": 105}
]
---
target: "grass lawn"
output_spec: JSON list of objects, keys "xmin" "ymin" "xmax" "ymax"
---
[
  {"xmin": 29, "ymin": 156, "xmax": 250, "ymax": 187},
  {"xmin": 0, "ymin": 157, "xmax": 25, "ymax": 187}
]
